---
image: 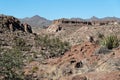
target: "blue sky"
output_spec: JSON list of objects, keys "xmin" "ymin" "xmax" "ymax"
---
[{"xmin": 0, "ymin": 0, "xmax": 120, "ymax": 20}]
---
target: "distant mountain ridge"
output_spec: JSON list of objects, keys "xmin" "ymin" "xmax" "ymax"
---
[
  {"xmin": 71, "ymin": 16, "xmax": 120, "ymax": 21},
  {"xmin": 20, "ymin": 15, "xmax": 120, "ymax": 28},
  {"xmin": 20, "ymin": 15, "xmax": 52, "ymax": 28}
]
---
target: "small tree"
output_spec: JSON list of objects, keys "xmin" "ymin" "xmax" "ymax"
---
[{"xmin": 0, "ymin": 48, "xmax": 24, "ymax": 80}]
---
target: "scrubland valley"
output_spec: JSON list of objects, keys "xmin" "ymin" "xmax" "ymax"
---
[{"xmin": 0, "ymin": 14, "xmax": 120, "ymax": 80}]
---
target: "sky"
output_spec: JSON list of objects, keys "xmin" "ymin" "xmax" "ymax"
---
[{"xmin": 0, "ymin": 0, "xmax": 120, "ymax": 20}]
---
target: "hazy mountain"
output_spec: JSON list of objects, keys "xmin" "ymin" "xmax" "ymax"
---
[
  {"xmin": 71, "ymin": 16, "xmax": 120, "ymax": 22},
  {"xmin": 101, "ymin": 17, "xmax": 120, "ymax": 21},
  {"xmin": 20, "ymin": 15, "xmax": 52, "ymax": 28},
  {"xmin": 20, "ymin": 15, "xmax": 120, "ymax": 29}
]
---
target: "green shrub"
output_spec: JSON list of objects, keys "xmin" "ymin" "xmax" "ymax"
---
[
  {"xmin": 13, "ymin": 37, "xmax": 32, "ymax": 51},
  {"xmin": 35, "ymin": 35, "xmax": 70, "ymax": 58},
  {"xmin": 31, "ymin": 66, "xmax": 39, "ymax": 73},
  {"xmin": 101, "ymin": 35, "xmax": 119, "ymax": 49},
  {"xmin": 0, "ymin": 48, "xmax": 24, "ymax": 80},
  {"xmin": 14, "ymin": 37, "xmax": 26, "ymax": 47}
]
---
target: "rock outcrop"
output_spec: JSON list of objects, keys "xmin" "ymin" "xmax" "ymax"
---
[
  {"xmin": 0, "ymin": 14, "xmax": 32, "ymax": 33},
  {"xmin": 22, "ymin": 23, "xmax": 33, "ymax": 33},
  {"xmin": 53, "ymin": 18, "xmax": 92, "ymax": 26},
  {"xmin": 52, "ymin": 18, "xmax": 119, "ymax": 26},
  {"xmin": 47, "ymin": 24, "xmax": 62, "ymax": 33},
  {"xmin": 46, "ymin": 18, "xmax": 120, "ymax": 37}
]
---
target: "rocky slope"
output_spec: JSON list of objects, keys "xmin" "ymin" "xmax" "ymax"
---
[
  {"xmin": 46, "ymin": 18, "xmax": 120, "ymax": 45},
  {"xmin": 0, "ymin": 15, "xmax": 120, "ymax": 80},
  {"xmin": 23, "ymin": 18, "xmax": 120, "ymax": 80},
  {"xmin": 24, "ymin": 42, "xmax": 120, "ymax": 80}
]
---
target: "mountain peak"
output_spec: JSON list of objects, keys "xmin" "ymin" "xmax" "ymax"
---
[
  {"xmin": 32, "ymin": 15, "xmax": 40, "ymax": 18},
  {"xmin": 20, "ymin": 15, "xmax": 52, "ymax": 28},
  {"xmin": 90, "ymin": 16, "xmax": 99, "ymax": 20},
  {"xmin": 31, "ymin": 15, "xmax": 43, "ymax": 20}
]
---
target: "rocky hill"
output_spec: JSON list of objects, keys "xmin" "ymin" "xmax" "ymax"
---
[
  {"xmin": 72, "ymin": 16, "xmax": 120, "ymax": 22},
  {"xmin": 39, "ymin": 42, "xmax": 120, "ymax": 80},
  {"xmin": 0, "ymin": 14, "xmax": 71, "ymax": 80},
  {"xmin": 0, "ymin": 14, "xmax": 120, "ymax": 80},
  {"xmin": 20, "ymin": 15, "xmax": 52, "ymax": 28},
  {"xmin": 22, "ymin": 17, "xmax": 120, "ymax": 80},
  {"xmin": 46, "ymin": 18, "xmax": 120, "ymax": 45},
  {"xmin": 0, "ymin": 14, "xmax": 32, "ymax": 33}
]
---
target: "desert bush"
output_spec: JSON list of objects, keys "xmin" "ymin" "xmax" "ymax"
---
[
  {"xmin": 101, "ymin": 35, "xmax": 119, "ymax": 49},
  {"xmin": 13, "ymin": 37, "xmax": 32, "ymax": 51},
  {"xmin": 97, "ymin": 32, "xmax": 104, "ymax": 39},
  {"xmin": 14, "ymin": 37, "xmax": 26, "ymax": 47},
  {"xmin": 31, "ymin": 66, "xmax": 39, "ymax": 73},
  {"xmin": 35, "ymin": 35, "xmax": 70, "ymax": 58},
  {"xmin": 0, "ymin": 48, "xmax": 24, "ymax": 80}
]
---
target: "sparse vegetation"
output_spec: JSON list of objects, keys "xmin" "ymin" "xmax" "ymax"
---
[
  {"xmin": 35, "ymin": 35, "xmax": 70, "ymax": 58},
  {"xmin": 101, "ymin": 35, "xmax": 119, "ymax": 49},
  {"xmin": 0, "ymin": 48, "xmax": 24, "ymax": 80},
  {"xmin": 32, "ymin": 66, "xmax": 39, "ymax": 73},
  {"xmin": 97, "ymin": 32, "xmax": 104, "ymax": 39},
  {"xmin": 0, "ymin": 14, "xmax": 120, "ymax": 80},
  {"xmin": 13, "ymin": 37, "xmax": 32, "ymax": 51}
]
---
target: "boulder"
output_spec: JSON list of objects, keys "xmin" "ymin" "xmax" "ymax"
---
[
  {"xmin": 47, "ymin": 24, "xmax": 62, "ymax": 33},
  {"xmin": 23, "ymin": 23, "xmax": 32, "ymax": 33}
]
